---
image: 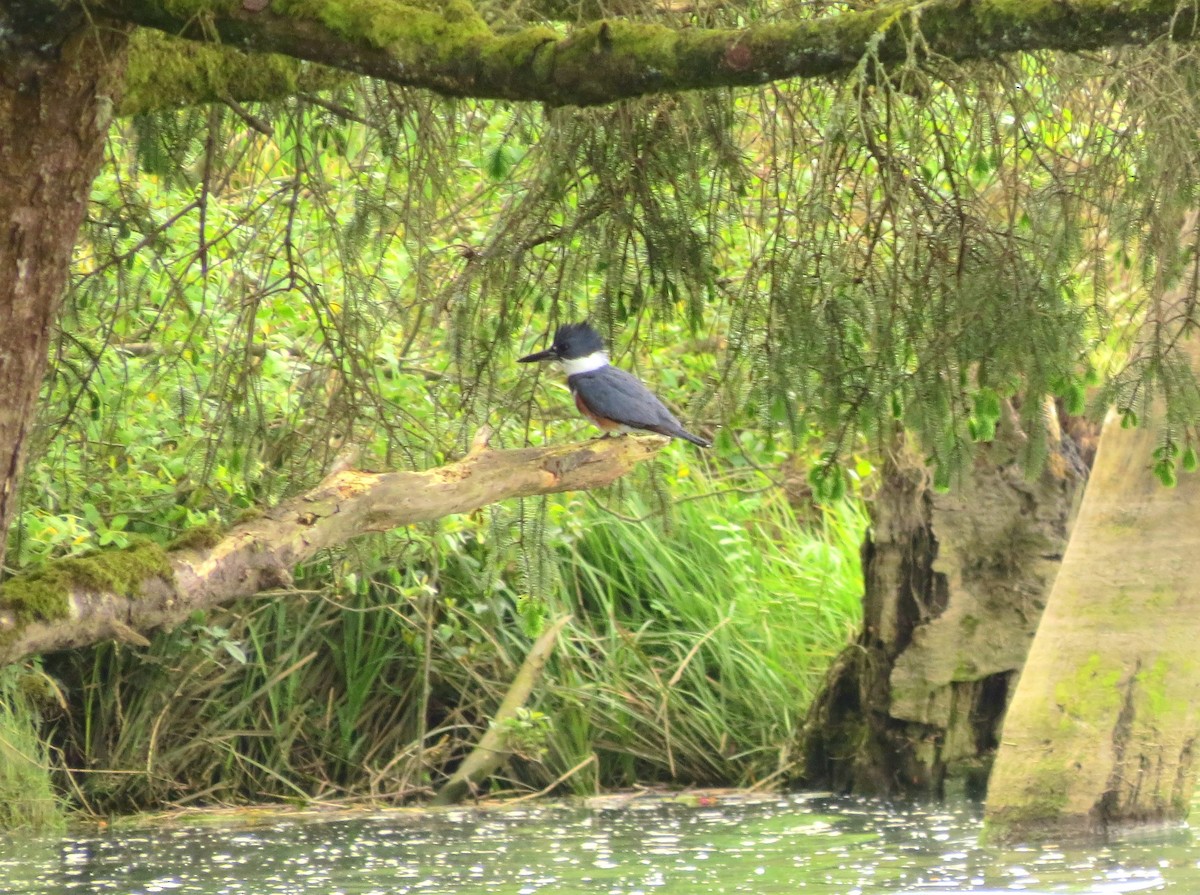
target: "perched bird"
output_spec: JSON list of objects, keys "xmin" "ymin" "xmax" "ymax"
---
[{"xmin": 518, "ymin": 321, "xmax": 711, "ymax": 447}]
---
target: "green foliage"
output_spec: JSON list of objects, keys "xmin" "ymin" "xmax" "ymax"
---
[
  {"xmin": 37, "ymin": 461, "xmax": 864, "ymax": 811},
  {"xmin": 168, "ymin": 523, "xmax": 226, "ymax": 551},
  {"xmin": 542, "ymin": 475, "xmax": 865, "ymax": 787},
  {"xmin": 13, "ymin": 32, "xmax": 1200, "ymax": 815},
  {"xmin": 0, "ymin": 667, "xmax": 64, "ymax": 831},
  {"xmin": 494, "ymin": 708, "xmax": 552, "ymax": 761},
  {"xmin": 33, "ymin": 54, "xmax": 1200, "ymax": 527}
]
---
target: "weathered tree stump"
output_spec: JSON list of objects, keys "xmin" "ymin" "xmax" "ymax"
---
[{"xmin": 802, "ymin": 408, "xmax": 1090, "ymax": 797}]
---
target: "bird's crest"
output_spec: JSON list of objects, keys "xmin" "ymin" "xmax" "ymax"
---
[{"xmin": 552, "ymin": 321, "xmax": 606, "ymax": 359}]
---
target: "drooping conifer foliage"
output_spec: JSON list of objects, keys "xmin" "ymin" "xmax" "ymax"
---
[
  {"xmin": 7, "ymin": 0, "xmax": 1200, "ymax": 815},
  {"xmin": 66, "ymin": 39, "xmax": 1200, "ymax": 502}
]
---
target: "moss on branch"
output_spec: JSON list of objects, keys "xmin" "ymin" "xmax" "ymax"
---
[
  {"xmin": 121, "ymin": 30, "xmax": 347, "ymax": 115},
  {"xmin": 90, "ymin": 0, "xmax": 1199, "ymax": 107},
  {"xmin": 0, "ymin": 541, "xmax": 174, "ymax": 642},
  {"xmin": 0, "ymin": 436, "xmax": 663, "ymax": 665},
  {"xmin": 168, "ymin": 523, "xmax": 226, "ymax": 551}
]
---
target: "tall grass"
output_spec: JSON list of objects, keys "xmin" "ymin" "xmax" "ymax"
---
[
  {"xmin": 44, "ymin": 459, "xmax": 865, "ymax": 811},
  {"xmin": 0, "ymin": 668, "xmax": 64, "ymax": 830},
  {"xmin": 538, "ymin": 474, "xmax": 865, "ymax": 789}
]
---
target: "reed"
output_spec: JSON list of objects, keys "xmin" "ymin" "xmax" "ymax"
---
[{"xmin": 46, "ymin": 459, "xmax": 864, "ymax": 811}]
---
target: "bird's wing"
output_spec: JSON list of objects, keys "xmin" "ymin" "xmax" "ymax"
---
[{"xmin": 569, "ymin": 367, "xmax": 689, "ymax": 434}]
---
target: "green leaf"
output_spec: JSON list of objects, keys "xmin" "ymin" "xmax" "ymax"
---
[
  {"xmin": 1065, "ymin": 382, "xmax": 1086, "ymax": 415},
  {"xmin": 933, "ymin": 462, "xmax": 951, "ymax": 492},
  {"xmin": 828, "ymin": 469, "xmax": 846, "ymax": 501},
  {"xmin": 486, "ymin": 144, "xmax": 513, "ymax": 181},
  {"xmin": 973, "ymin": 387, "xmax": 1001, "ymax": 423},
  {"xmin": 1154, "ymin": 459, "xmax": 1177, "ymax": 488},
  {"xmin": 972, "ymin": 418, "xmax": 996, "ymax": 443},
  {"xmin": 807, "ymin": 464, "xmax": 846, "ymax": 502},
  {"xmin": 769, "ymin": 394, "xmax": 790, "ymax": 424}
]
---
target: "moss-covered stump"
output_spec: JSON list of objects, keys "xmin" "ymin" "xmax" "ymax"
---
[
  {"xmin": 801, "ymin": 405, "xmax": 1089, "ymax": 798},
  {"xmin": 985, "ymin": 403, "xmax": 1200, "ymax": 841}
]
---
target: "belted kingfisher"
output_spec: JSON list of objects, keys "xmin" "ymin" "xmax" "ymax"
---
[{"xmin": 518, "ymin": 321, "xmax": 711, "ymax": 447}]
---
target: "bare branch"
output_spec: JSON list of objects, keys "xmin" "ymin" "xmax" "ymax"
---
[{"xmin": 0, "ymin": 434, "xmax": 666, "ymax": 665}]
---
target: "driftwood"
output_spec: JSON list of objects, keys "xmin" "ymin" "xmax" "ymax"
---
[
  {"xmin": 0, "ymin": 432, "xmax": 666, "ymax": 666},
  {"xmin": 432, "ymin": 614, "xmax": 572, "ymax": 806}
]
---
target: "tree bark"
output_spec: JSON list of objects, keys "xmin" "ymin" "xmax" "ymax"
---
[
  {"xmin": 0, "ymin": 23, "xmax": 131, "ymax": 576},
  {"xmin": 802, "ymin": 409, "xmax": 1088, "ymax": 797},
  {"xmin": 93, "ymin": 0, "xmax": 1200, "ymax": 108},
  {"xmin": 985, "ymin": 407, "xmax": 1200, "ymax": 839},
  {"xmin": 0, "ymin": 433, "xmax": 665, "ymax": 666}
]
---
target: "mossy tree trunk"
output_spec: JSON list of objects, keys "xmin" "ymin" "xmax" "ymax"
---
[
  {"xmin": 802, "ymin": 409, "xmax": 1089, "ymax": 797},
  {"xmin": 985, "ymin": 402, "xmax": 1200, "ymax": 839},
  {"xmin": 0, "ymin": 22, "xmax": 130, "ymax": 575}
]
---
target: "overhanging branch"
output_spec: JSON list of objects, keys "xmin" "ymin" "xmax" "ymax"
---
[
  {"xmin": 0, "ymin": 433, "xmax": 666, "ymax": 666},
  {"xmin": 120, "ymin": 30, "xmax": 349, "ymax": 116},
  {"xmin": 93, "ymin": 0, "xmax": 1199, "ymax": 107}
]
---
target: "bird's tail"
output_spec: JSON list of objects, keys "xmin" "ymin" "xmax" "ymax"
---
[{"xmin": 647, "ymin": 421, "xmax": 711, "ymax": 447}]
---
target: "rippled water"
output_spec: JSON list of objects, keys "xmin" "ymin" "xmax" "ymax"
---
[{"xmin": 1, "ymin": 795, "xmax": 1196, "ymax": 894}]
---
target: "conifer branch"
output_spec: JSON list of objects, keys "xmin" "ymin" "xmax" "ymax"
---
[{"xmin": 94, "ymin": 0, "xmax": 1199, "ymax": 107}]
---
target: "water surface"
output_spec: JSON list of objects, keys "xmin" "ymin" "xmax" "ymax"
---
[{"xmin": 1, "ymin": 794, "xmax": 1195, "ymax": 894}]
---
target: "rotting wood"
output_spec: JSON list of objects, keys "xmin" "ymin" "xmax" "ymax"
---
[{"xmin": 0, "ymin": 434, "xmax": 664, "ymax": 666}]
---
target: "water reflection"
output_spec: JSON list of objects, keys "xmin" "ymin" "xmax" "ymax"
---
[{"xmin": 0, "ymin": 795, "xmax": 1194, "ymax": 894}]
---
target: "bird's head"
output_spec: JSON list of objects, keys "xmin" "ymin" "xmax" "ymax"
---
[{"xmin": 518, "ymin": 321, "xmax": 606, "ymax": 364}]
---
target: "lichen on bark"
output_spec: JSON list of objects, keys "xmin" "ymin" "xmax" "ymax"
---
[{"xmin": 986, "ymin": 389, "xmax": 1200, "ymax": 839}]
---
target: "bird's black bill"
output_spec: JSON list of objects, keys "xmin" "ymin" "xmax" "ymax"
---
[{"xmin": 517, "ymin": 349, "xmax": 557, "ymax": 363}]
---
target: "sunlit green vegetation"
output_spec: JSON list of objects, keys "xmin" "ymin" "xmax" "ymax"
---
[
  {"xmin": 3, "ymin": 97, "xmax": 869, "ymax": 816},
  {"xmin": 9, "ymin": 38, "xmax": 1180, "ymax": 823},
  {"xmin": 33, "ymin": 469, "xmax": 864, "ymax": 812},
  {"xmin": 0, "ymin": 667, "xmax": 63, "ymax": 830}
]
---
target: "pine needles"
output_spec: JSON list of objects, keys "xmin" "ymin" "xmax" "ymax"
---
[{"xmin": 18, "ymin": 33, "xmax": 1200, "ymax": 816}]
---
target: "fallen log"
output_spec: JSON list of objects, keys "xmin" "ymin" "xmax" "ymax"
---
[{"xmin": 0, "ymin": 432, "xmax": 666, "ymax": 666}]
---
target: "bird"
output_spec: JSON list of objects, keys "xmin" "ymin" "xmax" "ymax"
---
[{"xmin": 518, "ymin": 321, "xmax": 711, "ymax": 447}]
